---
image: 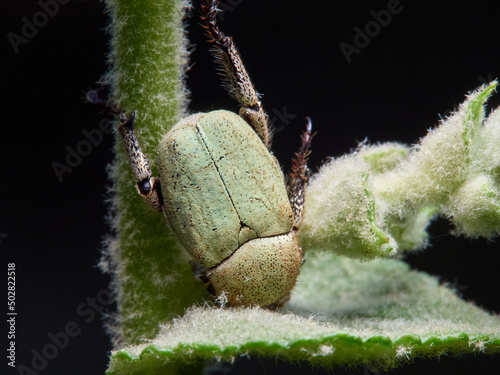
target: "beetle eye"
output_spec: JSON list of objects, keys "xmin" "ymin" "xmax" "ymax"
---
[{"xmin": 138, "ymin": 180, "xmax": 152, "ymax": 195}]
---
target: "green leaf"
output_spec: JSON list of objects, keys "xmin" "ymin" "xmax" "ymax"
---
[
  {"xmin": 300, "ymin": 82, "xmax": 500, "ymax": 259},
  {"xmin": 299, "ymin": 155, "xmax": 397, "ymax": 259},
  {"xmin": 106, "ymin": 252, "xmax": 500, "ymax": 374}
]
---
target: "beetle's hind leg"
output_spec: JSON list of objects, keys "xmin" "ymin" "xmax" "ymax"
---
[
  {"xmin": 201, "ymin": 0, "xmax": 271, "ymax": 149},
  {"xmin": 118, "ymin": 111, "xmax": 163, "ymax": 213},
  {"xmin": 288, "ymin": 118, "xmax": 314, "ymax": 230}
]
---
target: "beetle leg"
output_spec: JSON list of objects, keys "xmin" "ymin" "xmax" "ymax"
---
[
  {"xmin": 288, "ymin": 118, "xmax": 314, "ymax": 229},
  {"xmin": 118, "ymin": 111, "xmax": 163, "ymax": 213},
  {"xmin": 201, "ymin": 0, "xmax": 271, "ymax": 149}
]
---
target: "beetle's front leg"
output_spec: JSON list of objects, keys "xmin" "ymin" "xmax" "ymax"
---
[
  {"xmin": 118, "ymin": 111, "xmax": 163, "ymax": 213},
  {"xmin": 289, "ymin": 118, "xmax": 314, "ymax": 229},
  {"xmin": 201, "ymin": 0, "xmax": 271, "ymax": 149}
]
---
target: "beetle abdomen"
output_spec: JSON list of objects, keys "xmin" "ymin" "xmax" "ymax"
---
[
  {"xmin": 158, "ymin": 110, "xmax": 293, "ymax": 268},
  {"xmin": 206, "ymin": 231, "xmax": 302, "ymax": 307}
]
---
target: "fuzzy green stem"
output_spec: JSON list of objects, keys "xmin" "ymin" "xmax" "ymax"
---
[{"xmin": 103, "ymin": 0, "xmax": 207, "ymax": 346}]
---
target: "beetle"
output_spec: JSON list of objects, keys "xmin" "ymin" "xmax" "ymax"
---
[{"xmin": 115, "ymin": 0, "xmax": 313, "ymax": 308}]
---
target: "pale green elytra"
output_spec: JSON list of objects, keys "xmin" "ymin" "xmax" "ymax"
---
[
  {"xmin": 157, "ymin": 110, "xmax": 302, "ymax": 306},
  {"xmin": 158, "ymin": 111, "xmax": 293, "ymax": 267}
]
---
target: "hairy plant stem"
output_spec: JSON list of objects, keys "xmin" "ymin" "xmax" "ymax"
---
[{"xmin": 102, "ymin": 0, "xmax": 207, "ymax": 346}]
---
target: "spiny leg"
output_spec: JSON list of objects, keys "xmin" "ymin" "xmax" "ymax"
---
[
  {"xmin": 288, "ymin": 118, "xmax": 314, "ymax": 229},
  {"xmin": 86, "ymin": 89, "xmax": 163, "ymax": 212},
  {"xmin": 118, "ymin": 111, "xmax": 163, "ymax": 213},
  {"xmin": 201, "ymin": 0, "xmax": 271, "ymax": 148}
]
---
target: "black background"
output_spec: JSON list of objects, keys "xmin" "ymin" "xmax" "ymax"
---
[{"xmin": 2, "ymin": 1, "xmax": 500, "ymax": 374}]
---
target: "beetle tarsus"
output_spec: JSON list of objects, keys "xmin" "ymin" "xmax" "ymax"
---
[
  {"xmin": 201, "ymin": 0, "xmax": 271, "ymax": 148},
  {"xmin": 289, "ymin": 117, "xmax": 314, "ymax": 229},
  {"xmin": 118, "ymin": 111, "xmax": 163, "ymax": 213}
]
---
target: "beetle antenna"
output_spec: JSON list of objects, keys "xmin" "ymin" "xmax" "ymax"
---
[
  {"xmin": 85, "ymin": 87, "xmax": 122, "ymax": 115},
  {"xmin": 289, "ymin": 117, "xmax": 314, "ymax": 229}
]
